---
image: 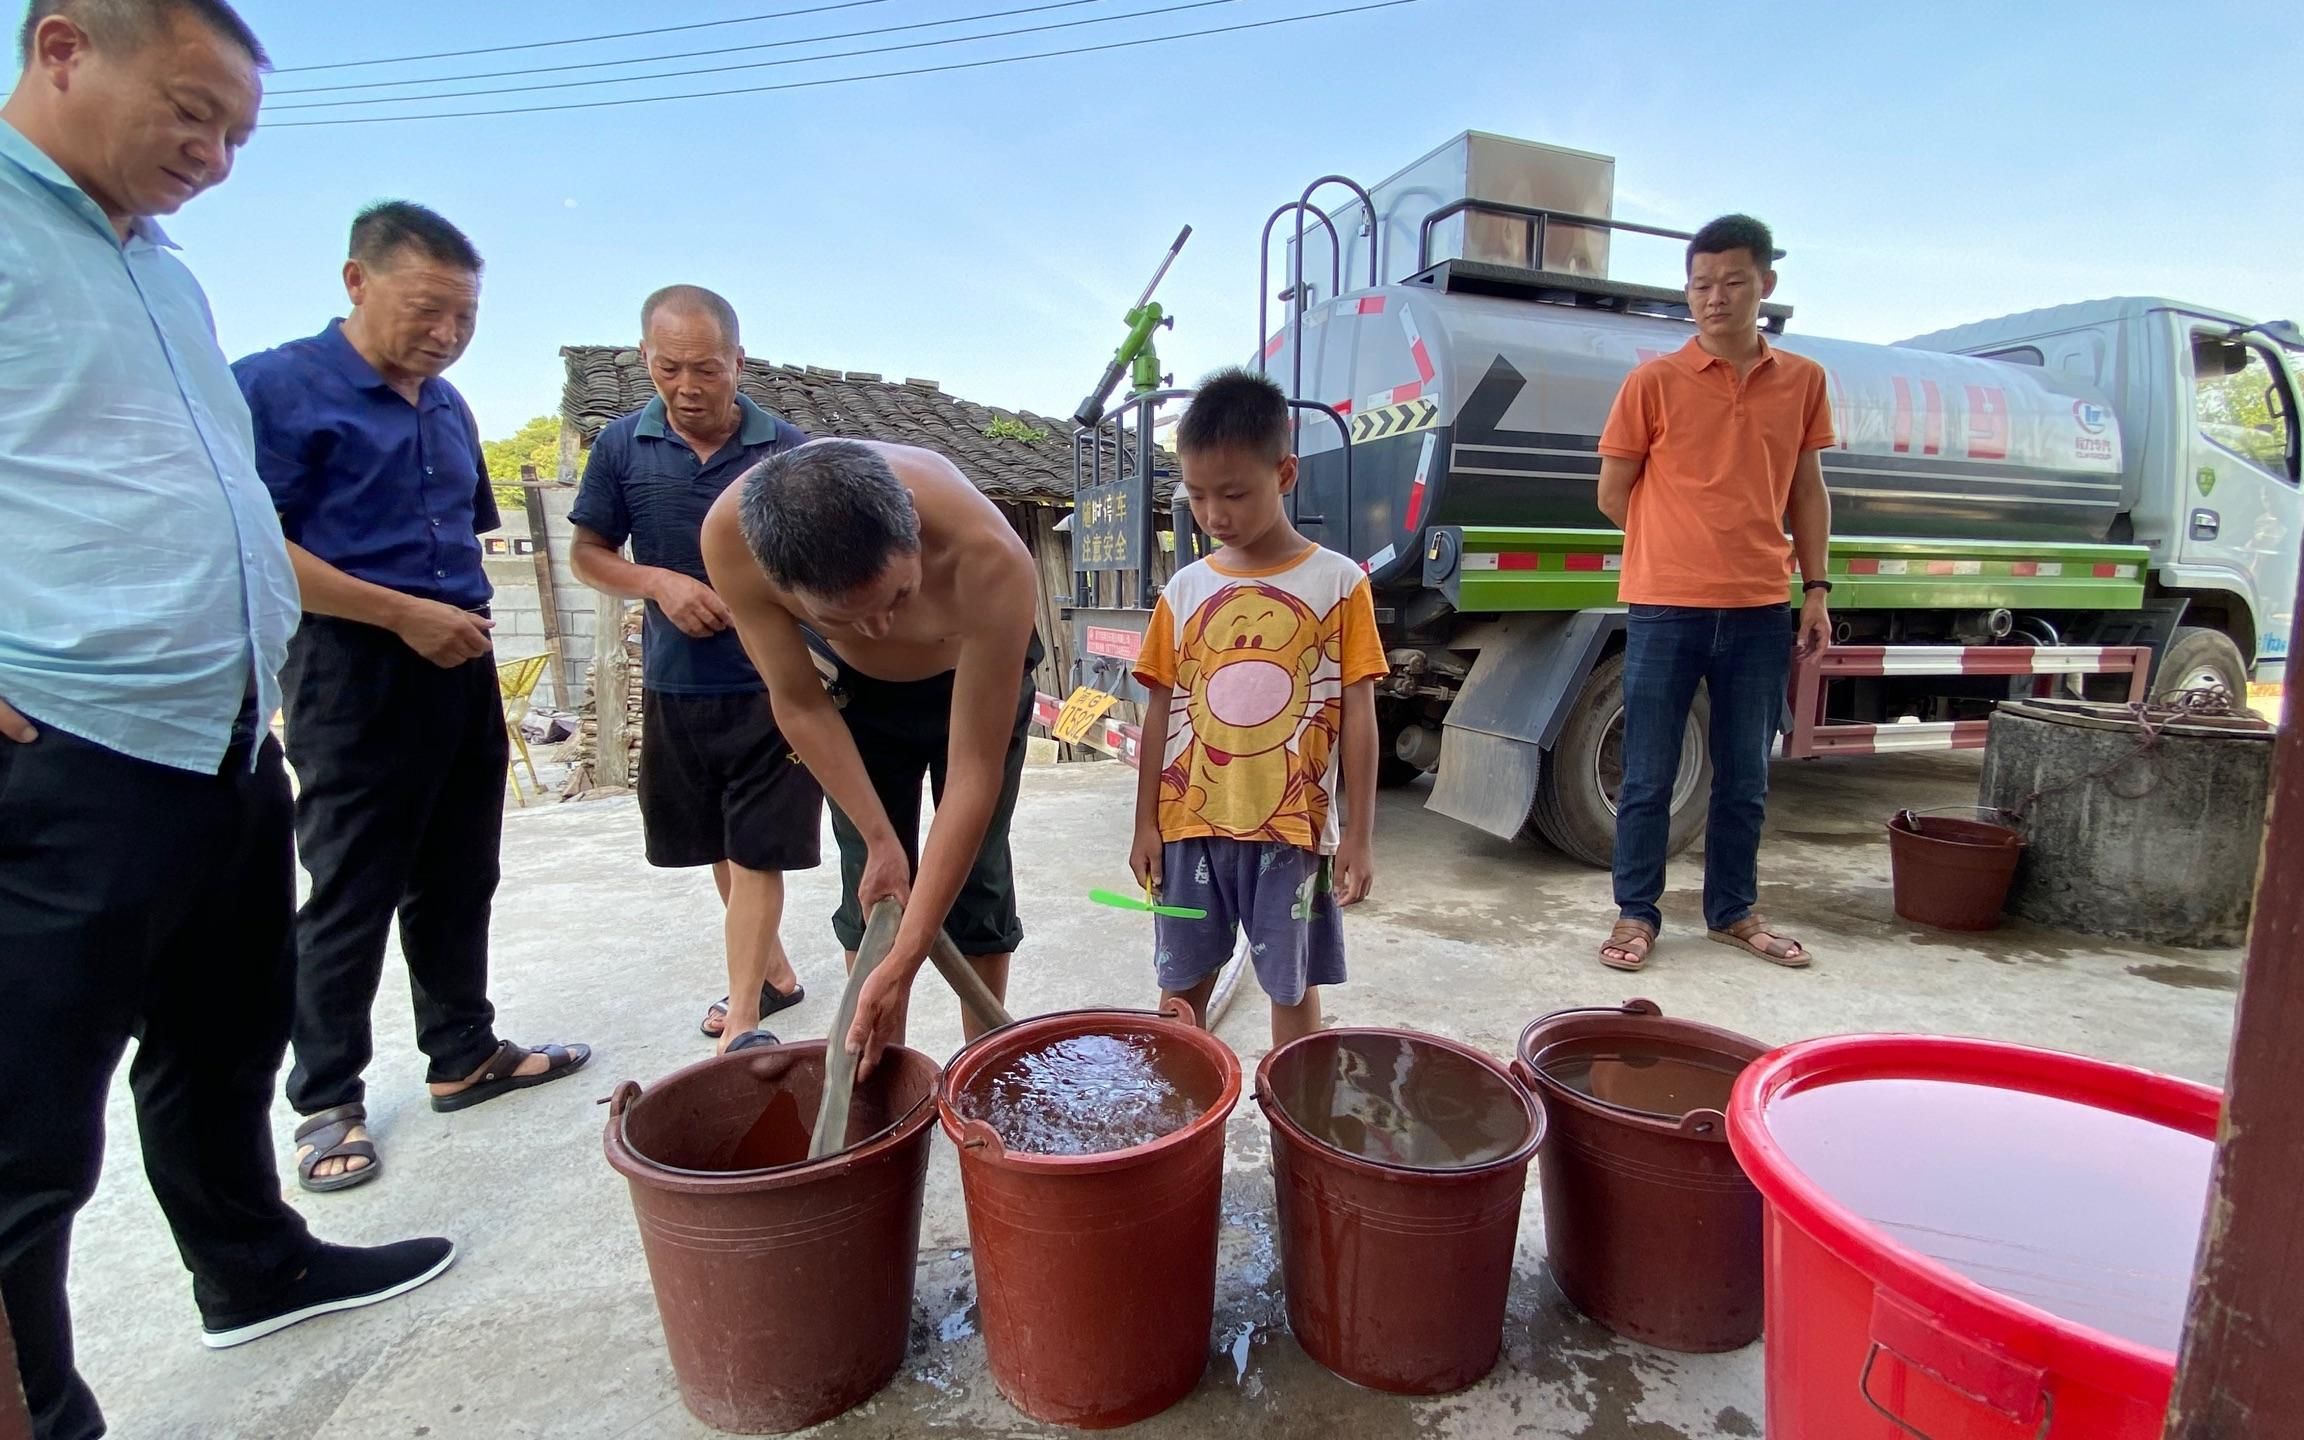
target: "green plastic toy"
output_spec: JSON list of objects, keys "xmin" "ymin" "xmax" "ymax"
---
[{"xmin": 1088, "ymin": 887, "xmax": 1209, "ymax": 921}]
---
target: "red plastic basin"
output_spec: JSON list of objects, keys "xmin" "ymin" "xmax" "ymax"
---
[{"xmin": 1728, "ymin": 1035, "xmax": 2220, "ymax": 1439}]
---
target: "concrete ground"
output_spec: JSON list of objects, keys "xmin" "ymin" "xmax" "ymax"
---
[{"xmin": 67, "ymin": 752, "xmax": 2243, "ymax": 1439}]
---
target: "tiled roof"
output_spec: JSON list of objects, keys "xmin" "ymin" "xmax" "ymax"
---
[{"xmin": 559, "ymin": 347, "xmax": 1168, "ymax": 505}]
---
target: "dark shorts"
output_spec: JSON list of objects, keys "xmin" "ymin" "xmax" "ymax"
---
[
  {"xmin": 818, "ymin": 636, "xmax": 1042, "ymax": 956},
  {"xmin": 1153, "ymin": 836, "xmax": 1346, "ymax": 1007},
  {"xmin": 638, "ymin": 687, "xmax": 824, "ymax": 872}
]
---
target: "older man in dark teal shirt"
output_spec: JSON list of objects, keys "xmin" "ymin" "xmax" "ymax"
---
[{"xmin": 570, "ymin": 285, "xmax": 819, "ymax": 1047}]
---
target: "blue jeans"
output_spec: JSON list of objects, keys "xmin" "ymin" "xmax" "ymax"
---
[{"xmin": 1612, "ymin": 604, "xmax": 1794, "ymax": 932}]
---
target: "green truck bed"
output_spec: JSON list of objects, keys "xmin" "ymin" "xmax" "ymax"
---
[{"xmin": 1421, "ymin": 527, "xmax": 2151, "ymax": 613}]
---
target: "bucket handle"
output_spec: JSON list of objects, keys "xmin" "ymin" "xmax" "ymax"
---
[
  {"xmin": 1896, "ymin": 805, "xmax": 2022, "ymax": 831},
  {"xmin": 1518, "ymin": 1000, "xmax": 1726, "ymax": 1126},
  {"xmin": 1525, "ymin": 997, "xmax": 1665, "ymax": 1029},
  {"xmin": 605, "ymin": 1078, "xmax": 641, "ymax": 1120},
  {"xmin": 1859, "ymin": 1291, "xmax": 2054, "ymax": 1440},
  {"xmin": 813, "ymin": 1088, "xmax": 936, "ymax": 1168},
  {"xmin": 1514, "ymin": 998, "xmax": 1663, "ymax": 1088},
  {"xmin": 615, "ymin": 1073, "xmax": 937, "ymax": 1182},
  {"xmin": 958, "ymin": 1116, "xmax": 1008, "ymax": 1156},
  {"xmin": 1677, "ymin": 1108, "xmax": 1727, "ymax": 1138}
]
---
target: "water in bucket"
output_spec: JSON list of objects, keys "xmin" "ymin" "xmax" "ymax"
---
[
  {"xmin": 721, "ymin": 1087, "xmax": 811, "ymax": 1169},
  {"xmin": 1539, "ymin": 1037, "xmax": 1744, "ymax": 1119},
  {"xmin": 961, "ymin": 1031, "xmax": 1206, "ymax": 1155},
  {"xmin": 1766, "ymin": 1077, "xmax": 2214, "ymax": 1351},
  {"xmin": 1266, "ymin": 1032, "xmax": 1530, "ymax": 1169}
]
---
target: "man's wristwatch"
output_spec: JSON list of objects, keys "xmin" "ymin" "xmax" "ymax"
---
[{"xmin": 1803, "ymin": 580, "xmax": 1834, "ymax": 595}]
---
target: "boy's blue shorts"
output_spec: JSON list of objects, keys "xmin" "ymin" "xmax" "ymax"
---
[{"xmin": 1153, "ymin": 836, "xmax": 1346, "ymax": 1007}]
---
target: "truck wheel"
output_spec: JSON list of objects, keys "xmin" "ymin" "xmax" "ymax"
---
[
  {"xmin": 1530, "ymin": 652, "xmax": 1712, "ymax": 868},
  {"xmin": 1376, "ymin": 711, "xmax": 1437, "ymax": 788},
  {"xmin": 2155, "ymin": 626, "xmax": 2249, "ymax": 705}
]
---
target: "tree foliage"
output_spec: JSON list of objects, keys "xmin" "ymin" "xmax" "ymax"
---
[{"xmin": 483, "ymin": 415, "xmax": 562, "ymax": 509}]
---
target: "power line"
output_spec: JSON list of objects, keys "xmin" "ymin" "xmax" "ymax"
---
[
  {"xmin": 267, "ymin": 0, "xmax": 1242, "ymax": 112},
  {"xmin": 271, "ymin": 0, "xmax": 893, "ymax": 74},
  {"xmin": 264, "ymin": 0, "xmax": 1421, "ymax": 128},
  {"xmin": 271, "ymin": 0, "xmax": 1111, "ymax": 96}
]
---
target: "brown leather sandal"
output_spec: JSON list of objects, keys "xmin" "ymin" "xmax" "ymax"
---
[
  {"xmin": 428, "ymin": 1040, "xmax": 592, "ymax": 1113},
  {"xmin": 294, "ymin": 1103, "xmax": 379, "ymax": 1193},
  {"xmin": 1599, "ymin": 918, "xmax": 1657, "ymax": 972},
  {"xmin": 1708, "ymin": 914, "xmax": 1812, "ymax": 968}
]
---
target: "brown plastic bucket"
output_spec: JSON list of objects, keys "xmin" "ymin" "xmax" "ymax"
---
[
  {"xmin": 1888, "ymin": 808, "xmax": 2025, "ymax": 931},
  {"xmin": 937, "ymin": 1003, "xmax": 1240, "ymax": 1429},
  {"xmin": 1256, "ymin": 1029, "xmax": 1544, "ymax": 1394},
  {"xmin": 1513, "ymin": 1000, "xmax": 1767, "ymax": 1352},
  {"xmin": 602, "ymin": 1042, "xmax": 939, "ymax": 1434}
]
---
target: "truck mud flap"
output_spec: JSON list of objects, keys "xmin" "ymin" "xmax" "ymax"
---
[{"xmin": 1427, "ymin": 611, "xmax": 1624, "ymax": 839}]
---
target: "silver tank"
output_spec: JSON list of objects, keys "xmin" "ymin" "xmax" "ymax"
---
[{"xmin": 1267, "ymin": 285, "xmax": 2128, "ymax": 585}]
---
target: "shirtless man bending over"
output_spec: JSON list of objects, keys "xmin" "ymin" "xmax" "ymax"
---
[{"xmin": 702, "ymin": 439, "xmax": 1040, "ymax": 1074}]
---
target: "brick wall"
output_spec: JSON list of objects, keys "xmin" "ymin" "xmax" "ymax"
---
[{"xmin": 480, "ymin": 485, "xmax": 595, "ymax": 711}]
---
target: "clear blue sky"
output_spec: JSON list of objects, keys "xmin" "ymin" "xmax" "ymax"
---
[{"xmin": 171, "ymin": 0, "xmax": 2302, "ymax": 445}]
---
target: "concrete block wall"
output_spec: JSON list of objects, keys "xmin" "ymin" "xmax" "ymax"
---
[{"xmin": 480, "ymin": 484, "xmax": 598, "ymax": 711}]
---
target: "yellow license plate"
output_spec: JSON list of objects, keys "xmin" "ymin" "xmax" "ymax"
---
[{"xmin": 1052, "ymin": 686, "xmax": 1120, "ymax": 745}]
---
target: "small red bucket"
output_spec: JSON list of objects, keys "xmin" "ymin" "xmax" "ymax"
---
[{"xmin": 1887, "ymin": 808, "xmax": 2024, "ymax": 931}]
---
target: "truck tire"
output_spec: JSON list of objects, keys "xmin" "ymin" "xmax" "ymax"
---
[
  {"xmin": 2154, "ymin": 626, "xmax": 2249, "ymax": 705},
  {"xmin": 1376, "ymin": 710, "xmax": 1436, "ymax": 788},
  {"xmin": 1378, "ymin": 752, "xmax": 1424, "ymax": 789},
  {"xmin": 1529, "ymin": 652, "xmax": 1712, "ymax": 869}
]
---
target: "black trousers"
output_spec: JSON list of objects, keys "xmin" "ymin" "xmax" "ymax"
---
[
  {"xmin": 282, "ymin": 617, "xmax": 506, "ymax": 1111},
  {"xmin": 0, "ymin": 724, "xmax": 316, "ymax": 1440}
]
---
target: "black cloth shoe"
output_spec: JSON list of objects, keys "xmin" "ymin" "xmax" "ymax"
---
[{"xmin": 199, "ymin": 1237, "xmax": 456, "ymax": 1349}]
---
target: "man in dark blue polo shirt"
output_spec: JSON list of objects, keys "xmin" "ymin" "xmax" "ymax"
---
[
  {"xmin": 234, "ymin": 201, "xmax": 589, "ymax": 1193},
  {"xmin": 570, "ymin": 285, "xmax": 822, "ymax": 1048}
]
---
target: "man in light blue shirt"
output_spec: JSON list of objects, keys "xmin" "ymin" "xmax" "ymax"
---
[{"xmin": 0, "ymin": 6, "xmax": 452, "ymax": 1436}]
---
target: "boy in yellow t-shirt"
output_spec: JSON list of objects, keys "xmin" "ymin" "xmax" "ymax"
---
[{"xmin": 1130, "ymin": 370, "xmax": 1385, "ymax": 1046}]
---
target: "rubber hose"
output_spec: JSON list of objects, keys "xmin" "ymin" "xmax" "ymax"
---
[{"xmin": 810, "ymin": 900, "xmax": 902, "ymax": 1159}]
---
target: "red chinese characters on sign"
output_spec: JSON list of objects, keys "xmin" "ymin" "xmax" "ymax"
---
[{"xmin": 1085, "ymin": 626, "xmax": 1142, "ymax": 661}]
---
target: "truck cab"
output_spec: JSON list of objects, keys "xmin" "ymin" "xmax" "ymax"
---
[{"xmin": 1904, "ymin": 300, "xmax": 2301, "ymax": 694}]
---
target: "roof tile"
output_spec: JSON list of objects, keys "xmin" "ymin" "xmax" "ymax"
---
[{"xmin": 559, "ymin": 346, "xmax": 1168, "ymax": 504}]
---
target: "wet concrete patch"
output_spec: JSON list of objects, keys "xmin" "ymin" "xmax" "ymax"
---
[
  {"xmin": 1770, "ymin": 828, "xmax": 1884, "ymax": 849},
  {"xmin": 1375, "ymin": 893, "xmax": 1610, "ymax": 946},
  {"xmin": 2127, "ymin": 962, "xmax": 2240, "ymax": 992},
  {"xmin": 1711, "ymin": 1404, "xmax": 1759, "ymax": 1435},
  {"xmin": 1514, "ymin": 1273, "xmax": 1705, "ymax": 1439},
  {"xmin": 1746, "ymin": 880, "xmax": 1896, "ymax": 932}
]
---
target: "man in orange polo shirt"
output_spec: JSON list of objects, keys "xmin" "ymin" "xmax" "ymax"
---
[{"xmin": 1593, "ymin": 214, "xmax": 1834, "ymax": 972}]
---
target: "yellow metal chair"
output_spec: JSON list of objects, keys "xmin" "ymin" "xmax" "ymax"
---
[{"xmin": 498, "ymin": 648, "xmax": 554, "ymax": 805}]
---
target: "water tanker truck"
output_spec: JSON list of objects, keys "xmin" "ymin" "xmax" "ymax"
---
[{"xmin": 1063, "ymin": 132, "xmax": 2300, "ymax": 865}]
